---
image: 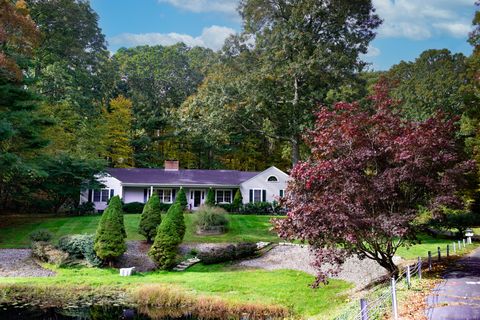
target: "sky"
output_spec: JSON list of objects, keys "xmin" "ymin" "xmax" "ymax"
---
[{"xmin": 90, "ymin": 0, "xmax": 477, "ymax": 70}]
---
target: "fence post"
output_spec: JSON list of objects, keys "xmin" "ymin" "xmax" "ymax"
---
[
  {"xmin": 428, "ymin": 251, "xmax": 432, "ymax": 271},
  {"xmin": 453, "ymin": 242, "xmax": 456, "ymax": 254},
  {"xmin": 463, "ymin": 238, "xmax": 466, "ymax": 248},
  {"xmin": 406, "ymin": 265, "xmax": 411, "ymax": 289},
  {"xmin": 391, "ymin": 277, "xmax": 398, "ymax": 320},
  {"xmin": 418, "ymin": 257, "xmax": 422, "ymax": 280},
  {"xmin": 447, "ymin": 244, "xmax": 450, "ymax": 258},
  {"xmin": 360, "ymin": 298, "xmax": 368, "ymax": 320},
  {"xmin": 437, "ymin": 246, "xmax": 441, "ymax": 261},
  {"xmin": 458, "ymin": 240, "xmax": 462, "ymax": 251}
]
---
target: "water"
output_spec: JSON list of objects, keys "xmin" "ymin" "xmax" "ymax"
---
[{"xmin": 0, "ymin": 304, "xmax": 196, "ymax": 320}]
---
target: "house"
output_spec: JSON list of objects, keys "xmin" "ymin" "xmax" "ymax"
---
[{"xmin": 80, "ymin": 160, "xmax": 289, "ymax": 212}]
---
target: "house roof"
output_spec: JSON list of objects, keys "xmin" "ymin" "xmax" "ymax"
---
[{"xmin": 106, "ymin": 168, "xmax": 260, "ymax": 186}]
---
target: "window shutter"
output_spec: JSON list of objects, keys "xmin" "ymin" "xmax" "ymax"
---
[
  {"xmin": 172, "ymin": 189, "xmax": 176, "ymax": 201},
  {"xmin": 88, "ymin": 189, "xmax": 92, "ymax": 202},
  {"xmin": 110, "ymin": 189, "xmax": 114, "ymax": 199},
  {"xmin": 143, "ymin": 189, "xmax": 148, "ymax": 203},
  {"xmin": 262, "ymin": 190, "xmax": 266, "ymax": 202},
  {"xmin": 249, "ymin": 189, "xmax": 253, "ymax": 203}
]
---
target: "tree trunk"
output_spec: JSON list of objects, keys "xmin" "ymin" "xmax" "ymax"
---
[
  {"xmin": 291, "ymin": 136, "xmax": 300, "ymax": 165},
  {"xmin": 291, "ymin": 76, "xmax": 300, "ymax": 166},
  {"xmin": 378, "ymin": 256, "xmax": 400, "ymax": 278}
]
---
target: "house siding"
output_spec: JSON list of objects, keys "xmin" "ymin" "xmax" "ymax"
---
[{"xmin": 239, "ymin": 167, "xmax": 289, "ymax": 204}]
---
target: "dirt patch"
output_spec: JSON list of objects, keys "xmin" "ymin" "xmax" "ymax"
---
[{"xmin": 0, "ymin": 249, "xmax": 55, "ymax": 277}]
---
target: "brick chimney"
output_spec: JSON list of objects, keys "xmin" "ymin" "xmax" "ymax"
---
[{"xmin": 164, "ymin": 160, "xmax": 179, "ymax": 171}]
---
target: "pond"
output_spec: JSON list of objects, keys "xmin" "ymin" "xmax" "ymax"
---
[{"xmin": 0, "ymin": 304, "xmax": 197, "ymax": 320}]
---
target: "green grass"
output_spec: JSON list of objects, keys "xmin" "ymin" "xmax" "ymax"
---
[
  {"xmin": 0, "ymin": 214, "xmax": 280, "ymax": 248},
  {"xmin": 0, "ymin": 264, "xmax": 352, "ymax": 318},
  {"xmin": 396, "ymin": 234, "xmax": 466, "ymax": 260}
]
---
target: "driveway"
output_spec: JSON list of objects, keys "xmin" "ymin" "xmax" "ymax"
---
[{"xmin": 426, "ymin": 247, "xmax": 480, "ymax": 320}]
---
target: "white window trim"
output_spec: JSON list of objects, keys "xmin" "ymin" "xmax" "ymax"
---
[
  {"xmin": 92, "ymin": 188, "xmax": 111, "ymax": 203},
  {"xmin": 252, "ymin": 188, "xmax": 263, "ymax": 203},
  {"xmin": 156, "ymin": 188, "xmax": 173, "ymax": 204},
  {"xmin": 215, "ymin": 189, "xmax": 232, "ymax": 204}
]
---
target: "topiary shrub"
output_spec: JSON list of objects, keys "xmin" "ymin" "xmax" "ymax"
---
[
  {"xmin": 232, "ymin": 189, "xmax": 243, "ymax": 212},
  {"xmin": 123, "ymin": 202, "xmax": 145, "ymax": 214},
  {"xmin": 139, "ymin": 194, "xmax": 163, "ymax": 243},
  {"xmin": 198, "ymin": 243, "xmax": 257, "ymax": 265},
  {"xmin": 167, "ymin": 202, "xmax": 186, "ymax": 241},
  {"xmin": 94, "ymin": 196, "xmax": 127, "ymax": 264},
  {"xmin": 148, "ymin": 214, "xmax": 181, "ymax": 270},
  {"xmin": 176, "ymin": 187, "xmax": 188, "ymax": 210},
  {"xmin": 58, "ymin": 234, "xmax": 103, "ymax": 267},
  {"xmin": 31, "ymin": 241, "xmax": 68, "ymax": 266},
  {"xmin": 194, "ymin": 206, "xmax": 228, "ymax": 234},
  {"xmin": 29, "ymin": 230, "xmax": 53, "ymax": 242},
  {"xmin": 205, "ymin": 188, "xmax": 215, "ymax": 206}
]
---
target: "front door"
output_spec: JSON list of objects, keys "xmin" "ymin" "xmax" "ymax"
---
[{"xmin": 191, "ymin": 189, "xmax": 205, "ymax": 209}]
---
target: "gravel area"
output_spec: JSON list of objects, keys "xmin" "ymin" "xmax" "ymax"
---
[
  {"xmin": 0, "ymin": 249, "xmax": 55, "ymax": 277},
  {"xmin": 238, "ymin": 244, "xmax": 402, "ymax": 289},
  {"xmin": 117, "ymin": 241, "xmax": 156, "ymax": 272}
]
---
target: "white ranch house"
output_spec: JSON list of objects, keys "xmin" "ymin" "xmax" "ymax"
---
[{"xmin": 80, "ymin": 161, "xmax": 289, "ymax": 212}]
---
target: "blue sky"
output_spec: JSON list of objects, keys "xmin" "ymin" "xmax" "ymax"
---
[{"xmin": 90, "ymin": 0, "xmax": 477, "ymax": 70}]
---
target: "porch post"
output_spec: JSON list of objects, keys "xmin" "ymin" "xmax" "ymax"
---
[{"xmin": 150, "ymin": 186, "xmax": 153, "ymax": 199}]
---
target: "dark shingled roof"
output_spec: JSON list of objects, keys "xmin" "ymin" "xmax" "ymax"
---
[{"xmin": 106, "ymin": 168, "xmax": 260, "ymax": 186}]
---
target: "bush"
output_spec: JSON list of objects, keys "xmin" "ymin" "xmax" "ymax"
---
[
  {"xmin": 77, "ymin": 201, "xmax": 95, "ymax": 215},
  {"xmin": 94, "ymin": 196, "xmax": 127, "ymax": 263},
  {"xmin": 217, "ymin": 203, "xmax": 234, "ymax": 212},
  {"xmin": 29, "ymin": 230, "xmax": 53, "ymax": 242},
  {"xmin": 205, "ymin": 188, "xmax": 215, "ymax": 206},
  {"xmin": 139, "ymin": 194, "xmax": 163, "ymax": 243},
  {"xmin": 237, "ymin": 201, "xmax": 286, "ymax": 215},
  {"xmin": 123, "ymin": 202, "xmax": 144, "ymax": 214},
  {"xmin": 195, "ymin": 206, "xmax": 229, "ymax": 233},
  {"xmin": 232, "ymin": 189, "xmax": 243, "ymax": 212},
  {"xmin": 31, "ymin": 241, "xmax": 68, "ymax": 266},
  {"xmin": 148, "ymin": 215, "xmax": 181, "ymax": 270},
  {"xmin": 58, "ymin": 234, "xmax": 103, "ymax": 267},
  {"xmin": 177, "ymin": 188, "xmax": 188, "ymax": 210},
  {"xmin": 159, "ymin": 203, "xmax": 172, "ymax": 212},
  {"xmin": 198, "ymin": 243, "xmax": 257, "ymax": 265}
]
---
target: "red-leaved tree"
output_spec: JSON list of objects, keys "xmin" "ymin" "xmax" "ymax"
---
[{"xmin": 275, "ymin": 81, "xmax": 476, "ymax": 285}]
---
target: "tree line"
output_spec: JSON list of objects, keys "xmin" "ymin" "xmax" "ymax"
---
[{"xmin": 1, "ymin": 0, "xmax": 479, "ymax": 213}]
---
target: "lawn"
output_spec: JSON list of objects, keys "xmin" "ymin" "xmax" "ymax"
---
[
  {"xmin": 395, "ymin": 234, "xmax": 469, "ymax": 260},
  {"xmin": 0, "ymin": 264, "xmax": 352, "ymax": 318},
  {"xmin": 0, "ymin": 214, "xmax": 280, "ymax": 248}
]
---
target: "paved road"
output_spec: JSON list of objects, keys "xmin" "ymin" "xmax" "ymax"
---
[{"xmin": 426, "ymin": 247, "xmax": 480, "ymax": 320}]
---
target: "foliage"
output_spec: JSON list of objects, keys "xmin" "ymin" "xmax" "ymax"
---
[
  {"xmin": 194, "ymin": 206, "xmax": 229, "ymax": 233},
  {"xmin": 435, "ymin": 208, "xmax": 480, "ymax": 237},
  {"xmin": 93, "ymin": 196, "xmax": 127, "ymax": 262},
  {"xmin": 77, "ymin": 201, "xmax": 95, "ymax": 215},
  {"xmin": 57, "ymin": 234, "xmax": 102, "ymax": 267},
  {"xmin": 123, "ymin": 202, "xmax": 144, "ymax": 214},
  {"xmin": 105, "ymin": 96, "xmax": 134, "ymax": 167},
  {"xmin": 176, "ymin": 187, "xmax": 188, "ymax": 210},
  {"xmin": 205, "ymin": 188, "xmax": 215, "ymax": 206},
  {"xmin": 148, "ymin": 213, "xmax": 181, "ymax": 270},
  {"xmin": 275, "ymin": 82, "xmax": 476, "ymax": 285},
  {"xmin": 31, "ymin": 241, "xmax": 68, "ymax": 266},
  {"xmin": 139, "ymin": 194, "xmax": 162, "ymax": 243},
  {"xmin": 239, "ymin": 202, "xmax": 284, "ymax": 215},
  {"xmin": 29, "ymin": 229, "xmax": 53, "ymax": 242},
  {"xmin": 167, "ymin": 202, "xmax": 186, "ymax": 241},
  {"xmin": 232, "ymin": 189, "xmax": 243, "ymax": 212},
  {"xmin": 198, "ymin": 243, "xmax": 257, "ymax": 265}
]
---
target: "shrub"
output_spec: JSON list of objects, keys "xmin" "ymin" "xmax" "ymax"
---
[
  {"xmin": 123, "ymin": 202, "xmax": 144, "ymax": 214},
  {"xmin": 159, "ymin": 203, "xmax": 172, "ymax": 212},
  {"xmin": 148, "ymin": 215, "xmax": 181, "ymax": 270},
  {"xmin": 167, "ymin": 202, "xmax": 186, "ymax": 241},
  {"xmin": 29, "ymin": 230, "xmax": 53, "ymax": 242},
  {"xmin": 31, "ymin": 241, "xmax": 68, "ymax": 266},
  {"xmin": 198, "ymin": 243, "xmax": 257, "ymax": 265},
  {"xmin": 195, "ymin": 206, "xmax": 228, "ymax": 233},
  {"xmin": 232, "ymin": 189, "xmax": 243, "ymax": 212},
  {"xmin": 94, "ymin": 196, "xmax": 127, "ymax": 263},
  {"xmin": 58, "ymin": 234, "xmax": 102, "ymax": 267},
  {"xmin": 176, "ymin": 188, "xmax": 188, "ymax": 210},
  {"xmin": 217, "ymin": 203, "xmax": 233, "ymax": 212},
  {"xmin": 239, "ymin": 202, "xmax": 274, "ymax": 215},
  {"xmin": 205, "ymin": 188, "xmax": 215, "ymax": 206},
  {"xmin": 139, "ymin": 194, "xmax": 163, "ymax": 243},
  {"xmin": 77, "ymin": 201, "xmax": 95, "ymax": 215}
]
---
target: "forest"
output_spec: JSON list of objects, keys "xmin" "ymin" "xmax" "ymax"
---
[{"xmin": 1, "ymin": 0, "xmax": 479, "ymax": 213}]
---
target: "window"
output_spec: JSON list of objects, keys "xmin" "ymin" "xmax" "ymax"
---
[
  {"xmin": 92, "ymin": 189, "xmax": 112, "ymax": 203},
  {"xmin": 156, "ymin": 189, "xmax": 173, "ymax": 203},
  {"xmin": 253, "ymin": 189, "xmax": 262, "ymax": 202},
  {"xmin": 267, "ymin": 176, "xmax": 278, "ymax": 182},
  {"xmin": 249, "ymin": 189, "xmax": 266, "ymax": 203},
  {"xmin": 216, "ymin": 190, "xmax": 232, "ymax": 204}
]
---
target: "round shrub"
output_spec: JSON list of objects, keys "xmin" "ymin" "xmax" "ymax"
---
[
  {"xmin": 29, "ymin": 229, "xmax": 53, "ymax": 242},
  {"xmin": 94, "ymin": 196, "xmax": 127, "ymax": 263},
  {"xmin": 139, "ymin": 194, "xmax": 162, "ymax": 243},
  {"xmin": 148, "ymin": 215, "xmax": 181, "ymax": 270},
  {"xmin": 123, "ymin": 202, "xmax": 145, "ymax": 214},
  {"xmin": 58, "ymin": 234, "xmax": 102, "ymax": 267},
  {"xmin": 194, "ymin": 206, "xmax": 229, "ymax": 234},
  {"xmin": 198, "ymin": 243, "xmax": 257, "ymax": 265}
]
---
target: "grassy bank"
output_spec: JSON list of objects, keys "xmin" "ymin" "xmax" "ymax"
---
[
  {"xmin": 0, "ymin": 264, "xmax": 352, "ymax": 319},
  {"xmin": 0, "ymin": 214, "xmax": 279, "ymax": 248}
]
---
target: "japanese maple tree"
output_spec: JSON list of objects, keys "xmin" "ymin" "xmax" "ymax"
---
[{"xmin": 275, "ymin": 81, "xmax": 475, "ymax": 285}]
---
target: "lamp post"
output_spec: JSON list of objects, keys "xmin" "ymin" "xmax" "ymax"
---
[{"xmin": 466, "ymin": 228, "xmax": 474, "ymax": 244}]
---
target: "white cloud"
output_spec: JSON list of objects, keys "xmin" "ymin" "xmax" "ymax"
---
[
  {"xmin": 364, "ymin": 45, "xmax": 381, "ymax": 58},
  {"xmin": 373, "ymin": 0, "xmax": 474, "ymax": 40},
  {"xmin": 158, "ymin": 0, "xmax": 238, "ymax": 15},
  {"xmin": 109, "ymin": 25, "xmax": 236, "ymax": 51}
]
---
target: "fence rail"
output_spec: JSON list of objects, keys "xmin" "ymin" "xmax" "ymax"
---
[{"xmin": 335, "ymin": 237, "xmax": 473, "ymax": 320}]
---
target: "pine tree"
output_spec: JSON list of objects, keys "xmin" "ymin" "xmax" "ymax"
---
[
  {"xmin": 176, "ymin": 187, "xmax": 188, "ymax": 210},
  {"xmin": 167, "ymin": 202, "xmax": 186, "ymax": 241},
  {"xmin": 206, "ymin": 188, "xmax": 215, "ymax": 206},
  {"xmin": 148, "ymin": 214, "xmax": 180, "ymax": 270},
  {"xmin": 139, "ymin": 194, "xmax": 162, "ymax": 243},
  {"xmin": 232, "ymin": 189, "xmax": 243, "ymax": 212},
  {"xmin": 93, "ymin": 196, "xmax": 126, "ymax": 263}
]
